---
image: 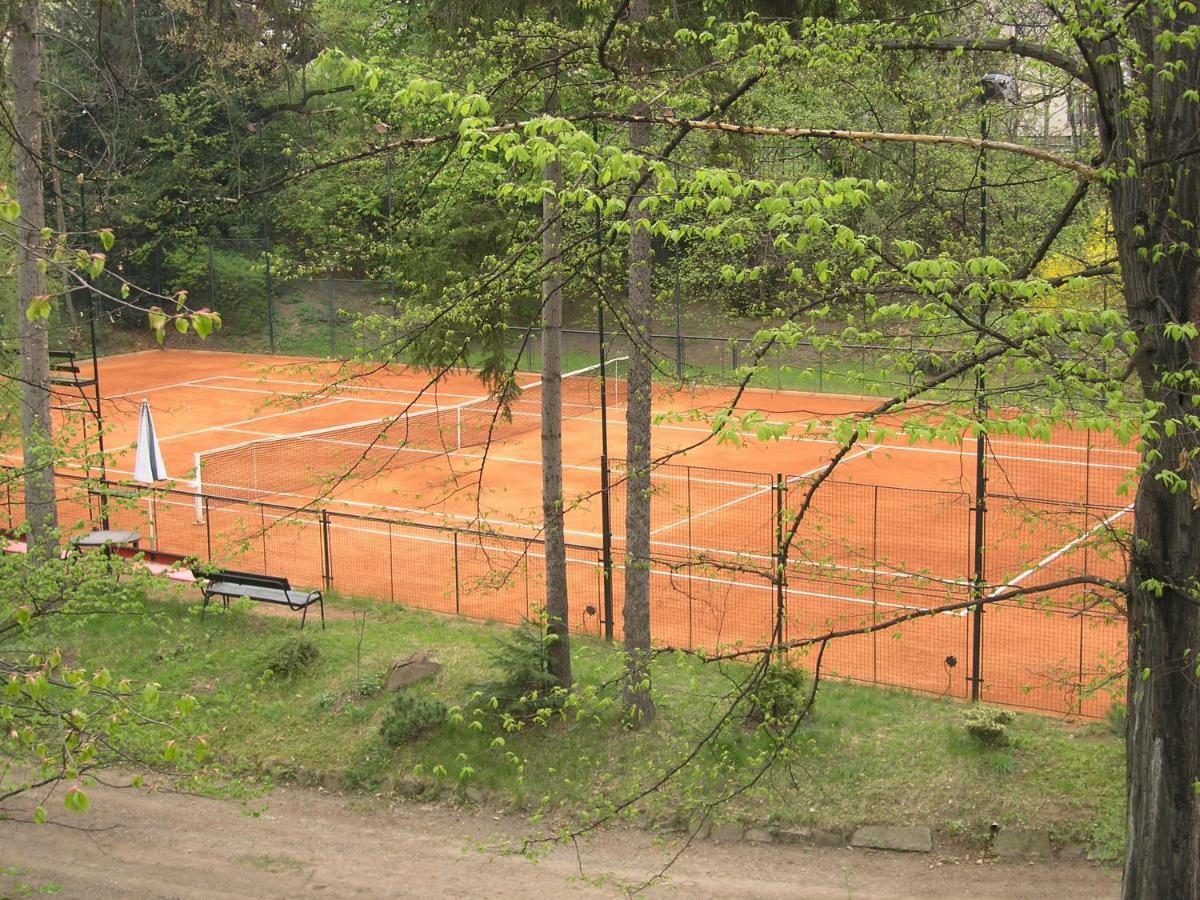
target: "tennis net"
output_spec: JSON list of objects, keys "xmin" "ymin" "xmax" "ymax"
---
[{"xmin": 193, "ymin": 357, "xmax": 626, "ymax": 514}]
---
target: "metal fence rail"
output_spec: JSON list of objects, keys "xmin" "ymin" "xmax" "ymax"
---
[{"xmin": 0, "ymin": 458, "xmax": 1130, "ymax": 718}]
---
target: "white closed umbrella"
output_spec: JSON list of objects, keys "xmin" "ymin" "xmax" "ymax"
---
[
  {"xmin": 133, "ymin": 399, "xmax": 168, "ymax": 484},
  {"xmin": 133, "ymin": 399, "xmax": 167, "ymax": 545}
]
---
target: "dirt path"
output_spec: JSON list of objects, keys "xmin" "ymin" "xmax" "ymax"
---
[{"xmin": 1, "ymin": 780, "xmax": 1119, "ymax": 899}]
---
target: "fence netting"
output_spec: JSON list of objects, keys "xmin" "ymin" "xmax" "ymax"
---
[{"xmin": 0, "ymin": 441, "xmax": 1130, "ymax": 718}]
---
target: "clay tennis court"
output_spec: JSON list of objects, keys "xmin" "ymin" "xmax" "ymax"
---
[{"xmin": 8, "ymin": 348, "xmax": 1135, "ymax": 716}]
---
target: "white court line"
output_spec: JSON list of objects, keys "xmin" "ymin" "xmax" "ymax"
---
[
  {"xmin": 86, "ymin": 460, "xmax": 1123, "ymax": 595},
  {"xmin": 648, "ymin": 444, "xmax": 876, "ymax": 539},
  {"xmin": 156, "ymin": 370, "xmax": 1138, "ymax": 469},
  {"xmin": 104, "ymin": 375, "xmax": 227, "ymax": 401},
  {"xmin": 212, "ymin": 374, "xmax": 492, "ymax": 403},
  {"xmin": 188, "ymin": 474, "xmax": 954, "ymax": 586},
  {"xmin": 183, "ymin": 382, "xmax": 441, "ymax": 409},
  {"xmin": 106, "ymin": 398, "xmax": 351, "ymax": 453},
  {"xmin": 181, "ymin": 499, "xmax": 935, "ymax": 616},
  {"xmin": 986, "ymin": 503, "xmax": 1133, "ymax": 601}
]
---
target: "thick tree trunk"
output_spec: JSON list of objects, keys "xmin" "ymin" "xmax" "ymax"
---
[
  {"xmin": 1120, "ymin": 257, "xmax": 1200, "ymax": 896},
  {"xmin": 540, "ymin": 70, "xmax": 571, "ymax": 691},
  {"xmin": 1117, "ymin": 204, "xmax": 1200, "ymax": 900},
  {"xmin": 622, "ymin": 0, "xmax": 655, "ymax": 725},
  {"xmin": 1094, "ymin": 5, "xmax": 1200, "ymax": 895},
  {"xmin": 13, "ymin": 0, "xmax": 59, "ymax": 555}
]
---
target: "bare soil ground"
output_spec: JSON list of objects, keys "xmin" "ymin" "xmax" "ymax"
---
[{"xmin": 1, "ymin": 779, "xmax": 1119, "ymax": 899}]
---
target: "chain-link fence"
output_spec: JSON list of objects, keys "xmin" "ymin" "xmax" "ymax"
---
[{"xmin": 0, "ymin": 435, "xmax": 1129, "ymax": 718}]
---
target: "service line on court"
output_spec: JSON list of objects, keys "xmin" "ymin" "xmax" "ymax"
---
[
  {"xmin": 183, "ymin": 382, "xmax": 442, "ymax": 409},
  {"xmin": 213, "ymin": 374, "xmax": 492, "ymax": 404},
  {"xmin": 106, "ymin": 398, "xmax": 352, "ymax": 454},
  {"xmin": 272, "ymin": 504, "xmax": 939, "ymax": 617}
]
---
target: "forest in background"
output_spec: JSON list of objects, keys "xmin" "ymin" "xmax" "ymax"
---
[{"xmin": 18, "ymin": 0, "xmax": 1113, "ymax": 377}]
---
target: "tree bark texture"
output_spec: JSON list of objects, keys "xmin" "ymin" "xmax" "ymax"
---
[
  {"xmin": 1085, "ymin": 5, "xmax": 1200, "ymax": 896},
  {"xmin": 622, "ymin": 0, "xmax": 655, "ymax": 725},
  {"xmin": 13, "ymin": 0, "xmax": 59, "ymax": 554},
  {"xmin": 540, "ymin": 70, "xmax": 571, "ymax": 691}
]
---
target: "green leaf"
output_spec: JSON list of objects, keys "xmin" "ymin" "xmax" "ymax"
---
[
  {"xmin": 63, "ymin": 786, "xmax": 89, "ymax": 814},
  {"xmin": 98, "ymin": 229, "xmax": 115, "ymax": 251},
  {"xmin": 25, "ymin": 296, "xmax": 52, "ymax": 322}
]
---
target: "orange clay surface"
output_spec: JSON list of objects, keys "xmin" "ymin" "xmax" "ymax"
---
[{"xmin": 17, "ymin": 348, "xmax": 1136, "ymax": 716}]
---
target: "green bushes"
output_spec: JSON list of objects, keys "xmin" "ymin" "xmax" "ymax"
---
[
  {"xmin": 469, "ymin": 618, "xmax": 566, "ymax": 721},
  {"xmin": 964, "ymin": 706, "xmax": 1016, "ymax": 747},
  {"xmin": 380, "ymin": 692, "xmax": 448, "ymax": 747},
  {"xmin": 746, "ymin": 660, "xmax": 810, "ymax": 726},
  {"xmin": 162, "ymin": 243, "xmax": 266, "ymax": 335},
  {"xmin": 256, "ymin": 635, "xmax": 320, "ymax": 678}
]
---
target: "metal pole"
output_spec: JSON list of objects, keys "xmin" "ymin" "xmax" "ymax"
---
[
  {"xmin": 388, "ymin": 521, "xmax": 395, "ymax": 603},
  {"xmin": 260, "ymin": 137, "xmax": 275, "ymax": 355},
  {"xmin": 263, "ymin": 236, "xmax": 275, "ymax": 355},
  {"xmin": 79, "ymin": 176, "xmax": 110, "ymax": 529},
  {"xmin": 774, "ymin": 473, "xmax": 786, "ymax": 652},
  {"xmin": 686, "ymin": 465, "xmax": 694, "ymax": 648},
  {"xmin": 203, "ymin": 496, "xmax": 212, "ymax": 560},
  {"xmin": 969, "ymin": 112, "xmax": 989, "ymax": 703},
  {"xmin": 594, "ymin": 121, "xmax": 615, "ymax": 642},
  {"xmin": 328, "ymin": 273, "xmax": 336, "ymax": 358},
  {"xmin": 871, "ymin": 484, "xmax": 880, "ymax": 684},
  {"xmin": 208, "ymin": 238, "xmax": 216, "ymax": 310},
  {"xmin": 453, "ymin": 531, "xmax": 461, "ymax": 615},
  {"xmin": 321, "ymin": 510, "xmax": 333, "ymax": 592},
  {"xmin": 674, "ymin": 214, "xmax": 683, "ymax": 381}
]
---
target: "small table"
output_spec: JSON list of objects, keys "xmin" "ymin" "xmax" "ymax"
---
[{"xmin": 70, "ymin": 530, "xmax": 141, "ymax": 556}]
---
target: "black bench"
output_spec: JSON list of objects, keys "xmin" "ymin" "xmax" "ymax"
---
[{"xmin": 192, "ymin": 568, "xmax": 324, "ymax": 629}]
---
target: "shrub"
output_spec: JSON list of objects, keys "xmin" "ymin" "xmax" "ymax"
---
[
  {"xmin": 746, "ymin": 660, "xmax": 810, "ymax": 727},
  {"xmin": 964, "ymin": 706, "xmax": 1016, "ymax": 747},
  {"xmin": 380, "ymin": 692, "xmax": 448, "ymax": 747},
  {"xmin": 470, "ymin": 617, "xmax": 566, "ymax": 722},
  {"xmin": 352, "ymin": 674, "xmax": 382, "ymax": 699},
  {"xmin": 257, "ymin": 635, "xmax": 320, "ymax": 679}
]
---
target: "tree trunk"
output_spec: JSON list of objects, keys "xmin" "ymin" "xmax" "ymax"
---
[
  {"xmin": 622, "ymin": 0, "xmax": 656, "ymax": 725},
  {"xmin": 540, "ymin": 65, "xmax": 571, "ymax": 691},
  {"xmin": 13, "ymin": 0, "xmax": 59, "ymax": 555},
  {"xmin": 1093, "ymin": 6, "xmax": 1200, "ymax": 893},
  {"xmin": 1114, "ymin": 155, "xmax": 1200, "ymax": 900},
  {"xmin": 1120, "ymin": 261, "xmax": 1200, "ymax": 897}
]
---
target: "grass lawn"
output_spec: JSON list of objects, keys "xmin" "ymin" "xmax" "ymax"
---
[{"xmin": 47, "ymin": 586, "xmax": 1125, "ymax": 859}]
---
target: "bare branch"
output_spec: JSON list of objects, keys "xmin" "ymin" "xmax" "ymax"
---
[{"xmin": 874, "ymin": 36, "xmax": 1092, "ymax": 87}]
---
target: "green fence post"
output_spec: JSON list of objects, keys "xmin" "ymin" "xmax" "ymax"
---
[
  {"xmin": 263, "ymin": 239, "xmax": 276, "ymax": 355},
  {"xmin": 207, "ymin": 238, "xmax": 216, "ymax": 311},
  {"xmin": 328, "ymin": 274, "xmax": 336, "ymax": 358}
]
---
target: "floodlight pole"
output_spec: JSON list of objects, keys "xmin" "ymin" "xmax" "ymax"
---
[
  {"xmin": 259, "ymin": 131, "xmax": 276, "ymax": 355},
  {"xmin": 674, "ymin": 221, "xmax": 683, "ymax": 381},
  {"xmin": 969, "ymin": 84, "xmax": 998, "ymax": 703},
  {"xmin": 594, "ymin": 122, "xmax": 616, "ymax": 642}
]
